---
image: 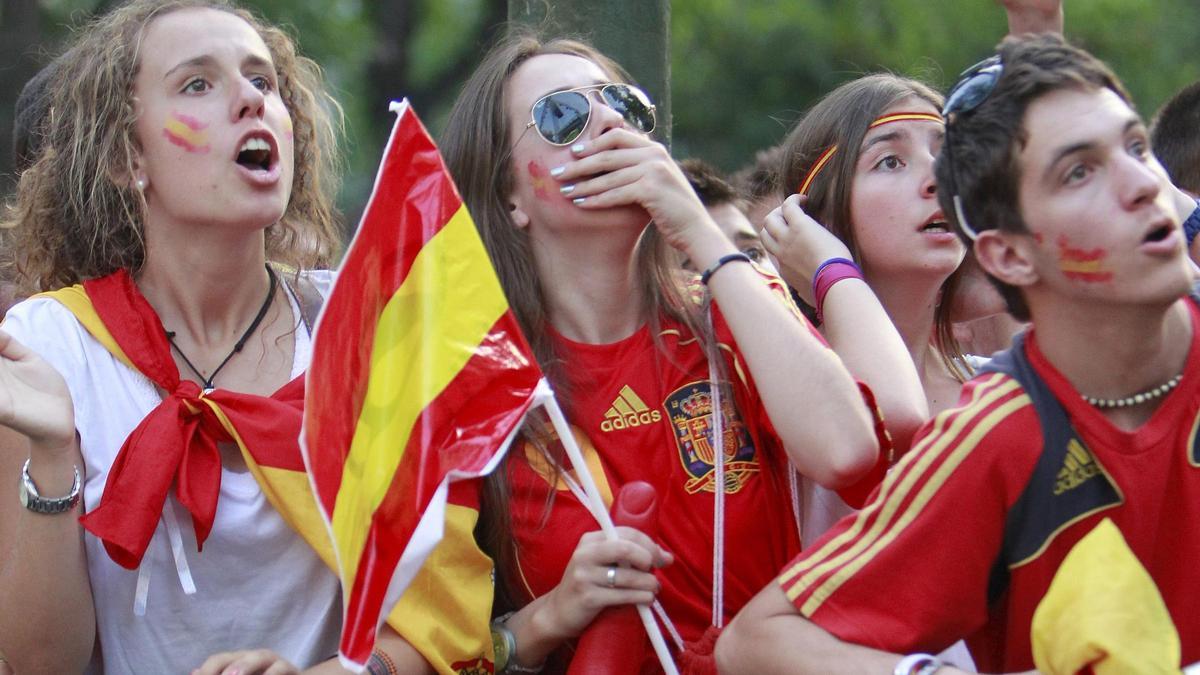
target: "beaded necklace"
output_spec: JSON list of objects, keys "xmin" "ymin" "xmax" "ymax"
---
[{"xmin": 1082, "ymin": 373, "xmax": 1183, "ymax": 409}]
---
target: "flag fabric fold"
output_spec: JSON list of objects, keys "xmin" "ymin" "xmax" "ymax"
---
[{"xmin": 302, "ymin": 100, "xmax": 545, "ymax": 669}]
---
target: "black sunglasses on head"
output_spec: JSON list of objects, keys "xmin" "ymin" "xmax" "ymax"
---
[
  {"xmin": 942, "ymin": 55, "xmax": 1004, "ymax": 240},
  {"xmin": 526, "ymin": 83, "xmax": 657, "ymax": 146}
]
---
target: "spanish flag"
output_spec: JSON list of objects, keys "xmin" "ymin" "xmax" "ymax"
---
[{"xmin": 302, "ymin": 101, "xmax": 545, "ymax": 670}]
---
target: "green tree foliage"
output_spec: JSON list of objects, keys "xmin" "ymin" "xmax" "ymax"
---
[
  {"xmin": 671, "ymin": 0, "xmax": 1200, "ymax": 172},
  {"xmin": 7, "ymin": 0, "xmax": 1200, "ymax": 215}
]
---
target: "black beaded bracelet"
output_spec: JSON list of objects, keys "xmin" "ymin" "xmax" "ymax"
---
[{"xmin": 700, "ymin": 252, "xmax": 752, "ymax": 285}]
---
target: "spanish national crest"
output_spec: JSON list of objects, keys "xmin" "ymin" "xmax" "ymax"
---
[{"xmin": 665, "ymin": 380, "xmax": 758, "ymax": 494}]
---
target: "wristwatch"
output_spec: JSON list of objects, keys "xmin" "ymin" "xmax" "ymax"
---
[{"xmin": 19, "ymin": 459, "xmax": 81, "ymax": 514}]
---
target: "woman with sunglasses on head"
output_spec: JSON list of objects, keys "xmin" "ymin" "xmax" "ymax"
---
[
  {"xmin": 439, "ymin": 31, "xmax": 889, "ymax": 672},
  {"xmin": 0, "ymin": 1, "xmax": 436, "ymax": 673}
]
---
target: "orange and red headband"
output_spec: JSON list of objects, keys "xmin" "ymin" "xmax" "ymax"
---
[{"xmin": 796, "ymin": 112, "xmax": 944, "ymax": 196}]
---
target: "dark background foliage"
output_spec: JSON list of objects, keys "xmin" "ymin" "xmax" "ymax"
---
[{"xmin": 3, "ymin": 0, "xmax": 1197, "ymax": 231}]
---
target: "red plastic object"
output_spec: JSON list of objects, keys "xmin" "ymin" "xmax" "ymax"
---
[{"xmin": 567, "ymin": 481, "xmax": 659, "ymax": 675}]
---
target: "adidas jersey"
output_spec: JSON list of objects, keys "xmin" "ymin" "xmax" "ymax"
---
[
  {"xmin": 780, "ymin": 298, "xmax": 1200, "ymax": 671},
  {"xmin": 506, "ymin": 299, "xmax": 807, "ymax": 671}
]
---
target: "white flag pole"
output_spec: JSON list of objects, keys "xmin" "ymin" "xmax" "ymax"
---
[{"xmin": 539, "ymin": 386, "xmax": 681, "ymax": 675}]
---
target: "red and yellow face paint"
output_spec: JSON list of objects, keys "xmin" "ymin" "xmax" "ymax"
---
[
  {"xmin": 163, "ymin": 112, "xmax": 210, "ymax": 154},
  {"xmin": 283, "ymin": 116, "xmax": 294, "ymax": 140},
  {"xmin": 527, "ymin": 160, "xmax": 556, "ymax": 201},
  {"xmin": 1056, "ymin": 235, "xmax": 1113, "ymax": 283}
]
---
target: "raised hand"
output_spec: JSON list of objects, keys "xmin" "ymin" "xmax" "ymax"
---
[
  {"xmin": 999, "ymin": 0, "xmax": 1064, "ymax": 35},
  {"xmin": 552, "ymin": 129, "xmax": 732, "ymax": 265},
  {"xmin": 759, "ymin": 194, "xmax": 855, "ymax": 305},
  {"xmin": 0, "ymin": 331, "xmax": 74, "ymax": 451}
]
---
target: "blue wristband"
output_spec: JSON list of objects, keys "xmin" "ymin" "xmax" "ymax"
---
[{"xmin": 1183, "ymin": 201, "xmax": 1200, "ymax": 246}]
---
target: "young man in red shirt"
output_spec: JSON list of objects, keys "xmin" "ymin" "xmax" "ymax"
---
[{"xmin": 716, "ymin": 33, "xmax": 1200, "ymax": 674}]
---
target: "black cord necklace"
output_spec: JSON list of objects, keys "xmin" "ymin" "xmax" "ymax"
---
[{"xmin": 165, "ymin": 264, "xmax": 278, "ymax": 393}]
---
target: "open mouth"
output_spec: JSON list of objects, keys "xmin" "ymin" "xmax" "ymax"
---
[
  {"xmin": 921, "ymin": 219, "xmax": 951, "ymax": 234},
  {"xmin": 235, "ymin": 135, "xmax": 275, "ymax": 172},
  {"xmin": 1143, "ymin": 224, "xmax": 1173, "ymax": 244}
]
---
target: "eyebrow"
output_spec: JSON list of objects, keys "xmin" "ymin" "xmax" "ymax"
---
[
  {"xmin": 163, "ymin": 53, "xmax": 275, "ymax": 81},
  {"xmin": 732, "ymin": 230, "xmax": 761, "ymax": 244},
  {"xmin": 1042, "ymin": 117, "xmax": 1142, "ymax": 181},
  {"xmin": 860, "ymin": 129, "xmax": 906, "ymax": 155}
]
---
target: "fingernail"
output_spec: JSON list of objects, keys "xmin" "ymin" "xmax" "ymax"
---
[
  {"xmin": 573, "ymin": 197, "xmax": 586, "ymax": 205},
  {"xmin": 550, "ymin": 166, "xmax": 565, "ymax": 177},
  {"xmin": 560, "ymin": 184, "xmax": 575, "ymax": 195},
  {"xmin": 570, "ymin": 142, "xmax": 586, "ymax": 154}
]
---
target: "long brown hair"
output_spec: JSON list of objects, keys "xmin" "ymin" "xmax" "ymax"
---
[
  {"xmin": 2, "ymin": 0, "xmax": 343, "ymax": 294},
  {"xmin": 779, "ymin": 73, "xmax": 971, "ymax": 381},
  {"xmin": 440, "ymin": 29, "xmax": 711, "ymax": 612}
]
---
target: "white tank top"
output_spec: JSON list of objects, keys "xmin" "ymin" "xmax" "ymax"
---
[{"xmin": 4, "ymin": 271, "xmax": 342, "ymax": 674}]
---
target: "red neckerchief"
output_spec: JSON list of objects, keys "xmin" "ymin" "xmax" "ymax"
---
[{"xmin": 77, "ymin": 269, "xmax": 306, "ymax": 570}]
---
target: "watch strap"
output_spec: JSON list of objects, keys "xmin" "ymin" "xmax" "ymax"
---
[{"xmin": 19, "ymin": 458, "xmax": 81, "ymax": 514}]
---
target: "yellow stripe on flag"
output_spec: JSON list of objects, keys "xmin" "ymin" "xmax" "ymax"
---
[{"xmin": 330, "ymin": 204, "xmax": 510, "ymax": 586}]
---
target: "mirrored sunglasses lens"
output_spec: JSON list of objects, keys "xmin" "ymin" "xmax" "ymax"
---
[
  {"xmin": 533, "ymin": 91, "xmax": 590, "ymax": 145},
  {"xmin": 945, "ymin": 65, "xmax": 1001, "ymax": 116},
  {"xmin": 603, "ymin": 85, "xmax": 656, "ymax": 133},
  {"xmin": 945, "ymin": 59, "xmax": 1003, "ymax": 115}
]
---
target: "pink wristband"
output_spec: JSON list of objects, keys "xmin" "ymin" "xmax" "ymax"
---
[{"xmin": 813, "ymin": 259, "xmax": 864, "ymax": 325}]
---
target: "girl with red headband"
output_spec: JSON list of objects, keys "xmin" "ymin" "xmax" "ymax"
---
[{"xmin": 770, "ymin": 77, "xmax": 969, "ymax": 419}]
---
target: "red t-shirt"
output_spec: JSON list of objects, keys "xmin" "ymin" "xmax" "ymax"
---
[
  {"xmin": 506, "ymin": 302, "xmax": 804, "ymax": 671},
  {"xmin": 781, "ymin": 300, "xmax": 1200, "ymax": 671}
]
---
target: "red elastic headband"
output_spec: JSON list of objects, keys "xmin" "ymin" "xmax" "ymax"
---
[{"xmin": 796, "ymin": 112, "xmax": 944, "ymax": 196}]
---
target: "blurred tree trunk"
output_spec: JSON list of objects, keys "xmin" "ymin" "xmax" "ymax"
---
[
  {"xmin": 508, "ymin": 0, "xmax": 671, "ymax": 146},
  {"xmin": 366, "ymin": 0, "xmax": 507, "ymax": 141},
  {"xmin": 0, "ymin": 0, "xmax": 42, "ymax": 192}
]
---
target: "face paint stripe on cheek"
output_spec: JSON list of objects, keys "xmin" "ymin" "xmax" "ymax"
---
[
  {"xmin": 1056, "ymin": 235, "xmax": 1113, "ymax": 282},
  {"xmin": 283, "ymin": 116, "xmax": 294, "ymax": 140},
  {"xmin": 163, "ymin": 112, "xmax": 211, "ymax": 154},
  {"xmin": 528, "ymin": 160, "xmax": 558, "ymax": 201}
]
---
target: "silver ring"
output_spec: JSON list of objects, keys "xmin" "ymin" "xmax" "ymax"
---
[{"xmin": 606, "ymin": 565, "xmax": 618, "ymax": 588}]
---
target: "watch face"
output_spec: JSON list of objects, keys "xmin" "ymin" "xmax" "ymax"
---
[
  {"xmin": 18, "ymin": 479, "xmax": 30, "ymax": 508},
  {"xmin": 491, "ymin": 630, "xmax": 508, "ymax": 662}
]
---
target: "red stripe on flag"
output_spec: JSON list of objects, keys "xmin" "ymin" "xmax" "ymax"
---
[{"xmin": 338, "ymin": 311, "xmax": 539, "ymax": 661}]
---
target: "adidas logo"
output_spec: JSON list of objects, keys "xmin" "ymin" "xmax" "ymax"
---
[
  {"xmin": 1053, "ymin": 439, "xmax": 1100, "ymax": 495},
  {"xmin": 600, "ymin": 385, "xmax": 663, "ymax": 432}
]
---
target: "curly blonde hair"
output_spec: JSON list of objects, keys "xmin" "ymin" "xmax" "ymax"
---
[{"xmin": 2, "ymin": 0, "xmax": 343, "ymax": 293}]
